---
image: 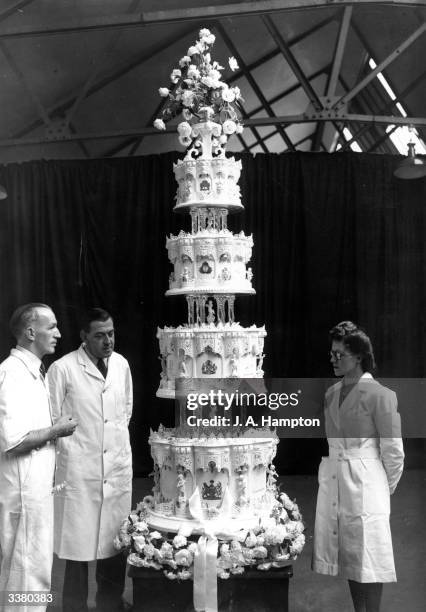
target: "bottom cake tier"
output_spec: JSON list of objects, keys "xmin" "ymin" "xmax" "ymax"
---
[{"xmin": 148, "ymin": 427, "xmax": 279, "ymax": 535}]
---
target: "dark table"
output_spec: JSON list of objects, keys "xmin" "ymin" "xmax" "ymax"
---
[{"xmin": 129, "ymin": 564, "xmax": 293, "ymax": 611}]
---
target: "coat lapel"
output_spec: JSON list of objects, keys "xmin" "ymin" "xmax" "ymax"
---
[
  {"xmin": 327, "ymin": 382, "xmax": 342, "ymax": 431},
  {"xmin": 77, "ymin": 345, "xmax": 105, "ymax": 382}
]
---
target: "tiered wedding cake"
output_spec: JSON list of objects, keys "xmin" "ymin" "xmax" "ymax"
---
[
  {"xmin": 116, "ymin": 31, "xmax": 304, "ymax": 601},
  {"xmin": 148, "ymin": 33, "xmax": 280, "ymax": 533}
]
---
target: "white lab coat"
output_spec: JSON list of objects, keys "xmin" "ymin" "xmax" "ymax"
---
[
  {"xmin": 0, "ymin": 348, "xmax": 55, "ymax": 612},
  {"xmin": 312, "ymin": 373, "xmax": 404, "ymax": 582},
  {"xmin": 48, "ymin": 345, "xmax": 133, "ymax": 561}
]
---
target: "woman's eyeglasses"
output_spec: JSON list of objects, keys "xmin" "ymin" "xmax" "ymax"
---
[{"xmin": 329, "ymin": 350, "xmax": 352, "ymax": 361}]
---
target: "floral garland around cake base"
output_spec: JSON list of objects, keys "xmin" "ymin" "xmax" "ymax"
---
[{"xmin": 114, "ymin": 490, "xmax": 305, "ymax": 581}]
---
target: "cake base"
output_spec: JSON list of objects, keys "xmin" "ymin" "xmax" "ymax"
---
[{"xmin": 146, "ymin": 506, "xmax": 275, "ymax": 538}]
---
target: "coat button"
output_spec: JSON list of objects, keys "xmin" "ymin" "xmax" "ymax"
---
[
  {"xmin": 332, "ymin": 475, "xmax": 336, "ymax": 479},
  {"xmin": 104, "ymin": 479, "xmax": 107, "ymax": 484},
  {"xmin": 104, "ymin": 419, "xmax": 108, "ymax": 423},
  {"xmin": 104, "ymin": 449, "xmax": 107, "ymax": 453}
]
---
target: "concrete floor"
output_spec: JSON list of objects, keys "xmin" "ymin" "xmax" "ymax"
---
[{"xmin": 51, "ymin": 469, "xmax": 426, "ymax": 612}]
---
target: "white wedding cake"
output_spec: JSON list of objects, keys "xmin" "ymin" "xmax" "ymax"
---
[
  {"xmin": 147, "ymin": 108, "xmax": 281, "ymax": 534},
  {"xmin": 115, "ymin": 32, "xmax": 304, "ymax": 604}
]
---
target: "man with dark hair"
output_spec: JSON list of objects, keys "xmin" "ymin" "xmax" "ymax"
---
[
  {"xmin": 48, "ymin": 308, "xmax": 133, "ymax": 612},
  {"xmin": 0, "ymin": 303, "xmax": 77, "ymax": 610}
]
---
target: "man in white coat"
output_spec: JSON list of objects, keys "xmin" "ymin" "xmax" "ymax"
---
[
  {"xmin": 48, "ymin": 308, "xmax": 133, "ymax": 612},
  {"xmin": 0, "ymin": 303, "xmax": 77, "ymax": 612}
]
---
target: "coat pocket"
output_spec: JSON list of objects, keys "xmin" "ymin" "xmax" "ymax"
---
[
  {"xmin": 18, "ymin": 453, "xmax": 33, "ymax": 488},
  {"xmin": 360, "ymin": 458, "xmax": 390, "ymax": 515},
  {"xmin": 317, "ymin": 457, "xmax": 329, "ymax": 485}
]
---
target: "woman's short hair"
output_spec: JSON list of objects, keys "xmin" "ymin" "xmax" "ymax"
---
[{"xmin": 329, "ymin": 320, "xmax": 376, "ymax": 373}]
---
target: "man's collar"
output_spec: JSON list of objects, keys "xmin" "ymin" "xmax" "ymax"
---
[
  {"xmin": 81, "ymin": 343, "xmax": 108, "ymax": 366},
  {"xmin": 14, "ymin": 345, "xmax": 42, "ymax": 366},
  {"xmin": 11, "ymin": 346, "xmax": 42, "ymax": 378}
]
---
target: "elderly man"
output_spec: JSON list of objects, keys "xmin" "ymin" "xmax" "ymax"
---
[
  {"xmin": 48, "ymin": 307, "xmax": 133, "ymax": 612},
  {"xmin": 0, "ymin": 303, "xmax": 77, "ymax": 611}
]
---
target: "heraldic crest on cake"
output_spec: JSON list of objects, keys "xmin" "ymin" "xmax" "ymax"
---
[{"xmin": 115, "ymin": 29, "xmax": 304, "ymax": 601}]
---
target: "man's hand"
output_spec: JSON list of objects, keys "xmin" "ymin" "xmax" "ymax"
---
[{"xmin": 53, "ymin": 416, "xmax": 78, "ymax": 438}]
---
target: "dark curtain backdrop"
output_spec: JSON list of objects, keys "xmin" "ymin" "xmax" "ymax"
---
[{"xmin": 1, "ymin": 152, "xmax": 425, "ymax": 474}]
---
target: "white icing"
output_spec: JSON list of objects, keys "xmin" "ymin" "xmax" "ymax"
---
[
  {"xmin": 174, "ymin": 155, "xmax": 242, "ymax": 211},
  {"xmin": 148, "ymin": 428, "xmax": 278, "ymax": 529},
  {"xmin": 167, "ymin": 229, "xmax": 254, "ymax": 294}
]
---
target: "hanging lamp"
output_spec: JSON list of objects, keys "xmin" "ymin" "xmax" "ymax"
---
[{"xmin": 394, "ymin": 142, "xmax": 426, "ymax": 180}]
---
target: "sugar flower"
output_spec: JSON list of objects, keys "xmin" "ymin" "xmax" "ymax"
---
[
  {"xmin": 175, "ymin": 548, "xmax": 193, "ymax": 567},
  {"xmin": 173, "ymin": 534, "xmax": 187, "ymax": 548},
  {"xmin": 170, "ymin": 69, "xmax": 181, "ymax": 83},
  {"xmin": 132, "ymin": 535, "xmax": 146, "ymax": 552},
  {"xmin": 222, "ymin": 88, "xmax": 236, "ymax": 103},
  {"xmin": 228, "ymin": 56, "xmax": 239, "ymax": 71},
  {"xmin": 222, "ymin": 119, "xmax": 237, "ymax": 134},
  {"xmin": 245, "ymin": 532, "xmax": 257, "ymax": 548},
  {"xmin": 199, "ymin": 28, "xmax": 216, "ymax": 45},
  {"xmin": 153, "ymin": 118, "xmax": 166, "ymax": 131},
  {"xmin": 181, "ymin": 90, "xmax": 195, "ymax": 107},
  {"xmin": 177, "ymin": 569, "xmax": 192, "ymax": 580}
]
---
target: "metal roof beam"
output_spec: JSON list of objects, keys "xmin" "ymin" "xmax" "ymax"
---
[
  {"xmin": 0, "ymin": 0, "xmax": 36, "ymax": 23},
  {"xmin": 228, "ymin": 12, "xmax": 336, "ymax": 86},
  {"xmin": 7, "ymin": 11, "xmax": 336, "ymax": 150},
  {"xmin": 215, "ymin": 20, "xmax": 293, "ymax": 151},
  {"xmin": 262, "ymin": 14, "xmax": 324, "ymax": 112},
  {"xmin": 2, "ymin": 112, "xmax": 426, "ymax": 149},
  {"xmin": 10, "ymin": 25, "xmax": 197, "ymax": 141},
  {"xmin": 346, "ymin": 18, "xmax": 426, "ymax": 148},
  {"xmin": 64, "ymin": 0, "xmax": 141, "ymax": 130},
  {"xmin": 327, "ymin": 6, "xmax": 352, "ymax": 98},
  {"xmin": 0, "ymin": 2, "xmax": 424, "ymax": 38},
  {"xmin": 332, "ymin": 21, "xmax": 426, "ymax": 110},
  {"xmin": 339, "ymin": 69, "xmax": 426, "ymax": 151},
  {"xmin": 313, "ymin": 6, "xmax": 352, "ymax": 150},
  {"xmin": 367, "ymin": 124, "xmax": 399, "ymax": 152}
]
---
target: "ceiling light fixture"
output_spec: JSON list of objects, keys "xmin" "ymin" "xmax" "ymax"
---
[
  {"xmin": 0, "ymin": 184, "xmax": 7, "ymax": 199},
  {"xmin": 394, "ymin": 141, "xmax": 426, "ymax": 180}
]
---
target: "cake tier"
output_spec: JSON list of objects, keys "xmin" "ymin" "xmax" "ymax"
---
[
  {"xmin": 173, "ymin": 154, "xmax": 242, "ymax": 212},
  {"xmin": 157, "ymin": 323, "xmax": 266, "ymax": 398},
  {"xmin": 166, "ymin": 229, "xmax": 254, "ymax": 295},
  {"xmin": 148, "ymin": 427, "xmax": 278, "ymax": 535}
]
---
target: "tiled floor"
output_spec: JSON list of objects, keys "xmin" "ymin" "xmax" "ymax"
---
[{"xmin": 51, "ymin": 469, "xmax": 426, "ymax": 611}]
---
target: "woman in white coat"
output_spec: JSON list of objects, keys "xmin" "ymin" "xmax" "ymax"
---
[{"xmin": 312, "ymin": 321, "xmax": 404, "ymax": 612}]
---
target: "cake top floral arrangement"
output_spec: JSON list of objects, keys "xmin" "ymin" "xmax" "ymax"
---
[{"xmin": 153, "ymin": 28, "xmax": 244, "ymax": 147}]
